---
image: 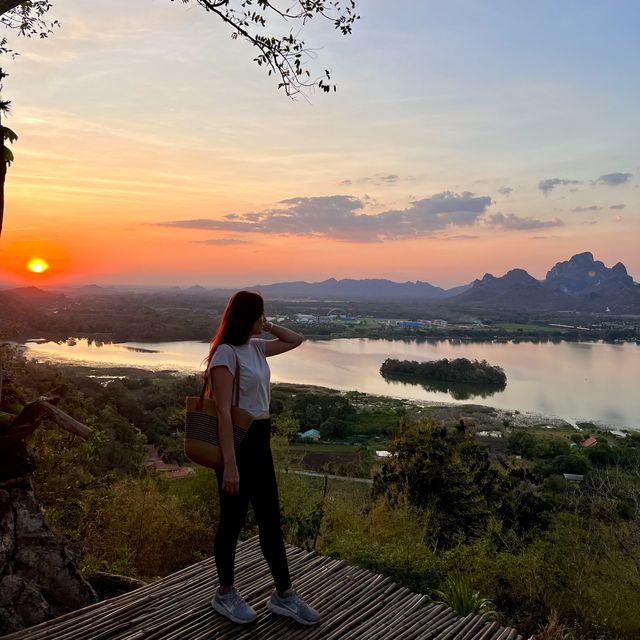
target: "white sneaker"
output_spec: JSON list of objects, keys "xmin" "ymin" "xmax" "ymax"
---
[
  {"xmin": 212, "ymin": 588, "xmax": 257, "ymax": 624},
  {"xmin": 267, "ymin": 590, "xmax": 321, "ymax": 626}
]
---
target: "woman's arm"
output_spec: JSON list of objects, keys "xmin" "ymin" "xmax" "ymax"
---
[
  {"xmin": 262, "ymin": 321, "xmax": 304, "ymax": 357},
  {"xmin": 211, "ymin": 365, "xmax": 240, "ymax": 495}
]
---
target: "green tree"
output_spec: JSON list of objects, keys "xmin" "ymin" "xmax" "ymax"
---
[
  {"xmin": 373, "ymin": 424, "xmax": 494, "ymax": 547},
  {"xmin": 374, "ymin": 423, "xmax": 549, "ymax": 548},
  {"xmin": 319, "ymin": 416, "xmax": 352, "ymax": 439}
]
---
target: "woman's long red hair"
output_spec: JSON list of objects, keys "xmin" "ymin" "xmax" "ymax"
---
[{"xmin": 203, "ymin": 290, "xmax": 264, "ymax": 392}]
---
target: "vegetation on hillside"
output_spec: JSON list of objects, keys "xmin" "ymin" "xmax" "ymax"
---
[{"xmin": 2, "ymin": 344, "xmax": 639, "ymax": 639}]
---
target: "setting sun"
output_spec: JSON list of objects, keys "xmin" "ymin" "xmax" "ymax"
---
[{"xmin": 27, "ymin": 258, "xmax": 50, "ymax": 274}]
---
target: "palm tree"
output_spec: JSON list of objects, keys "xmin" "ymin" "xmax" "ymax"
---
[{"xmin": 0, "ymin": 67, "xmax": 14, "ymax": 238}]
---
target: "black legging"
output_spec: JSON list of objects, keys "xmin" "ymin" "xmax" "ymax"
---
[{"xmin": 214, "ymin": 418, "xmax": 292, "ymax": 592}]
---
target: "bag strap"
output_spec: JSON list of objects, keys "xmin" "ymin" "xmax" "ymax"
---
[{"xmin": 202, "ymin": 346, "xmax": 241, "ymax": 407}]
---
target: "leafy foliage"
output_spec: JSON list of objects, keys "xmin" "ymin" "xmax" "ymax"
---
[
  {"xmin": 0, "ymin": 1, "xmax": 59, "ymax": 56},
  {"xmin": 433, "ymin": 575, "xmax": 496, "ymax": 617},
  {"xmin": 176, "ymin": 0, "xmax": 359, "ymax": 96},
  {"xmin": 372, "ymin": 423, "xmax": 549, "ymax": 549}
]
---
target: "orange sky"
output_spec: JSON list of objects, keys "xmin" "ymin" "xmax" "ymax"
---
[{"xmin": 0, "ymin": 1, "xmax": 638, "ymax": 289}]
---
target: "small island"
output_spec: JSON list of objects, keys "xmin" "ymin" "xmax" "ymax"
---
[{"xmin": 380, "ymin": 357, "xmax": 507, "ymax": 388}]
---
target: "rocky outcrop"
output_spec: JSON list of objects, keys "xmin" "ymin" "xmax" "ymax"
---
[
  {"xmin": 0, "ymin": 397, "xmax": 97, "ymax": 635},
  {"xmin": 451, "ymin": 268, "xmax": 573, "ymax": 310},
  {"xmin": 0, "ymin": 481, "xmax": 97, "ymax": 635},
  {"xmin": 449, "ymin": 253, "xmax": 640, "ymax": 313},
  {"xmin": 545, "ymin": 251, "xmax": 636, "ymax": 296}
]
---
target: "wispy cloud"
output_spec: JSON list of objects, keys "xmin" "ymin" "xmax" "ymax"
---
[
  {"xmin": 485, "ymin": 212, "xmax": 564, "ymax": 230},
  {"xmin": 497, "ymin": 186, "xmax": 513, "ymax": 197},
  {"xmin": 442, "ymin": 234, "xmax": 480, "ymax": 241},
  {"xmin": 339, "ymin": 174, "xmax": 400, "ymax": 187},
  {"xmin": 538, "ymin": 178, "xmax": 581, "ymax": 195},
  {"xmin": 530, "ymin": 235, "xmax": 561, "ymax": 240},
  {"xmin": 572, "ymin": 205, "xmax": 600, "ymax": 212},
  {"xmin": 160, "ymin": 191, "xmax": 493, "ymax": 242},
  {"xmin": 610, "ymin": 204, "xmax": 626, "ymax": 210},
  {"xmin": 192, "ymin": 238, "xmax": 248, "ymax": 245},
  {"xmin": 593, "ymin": 172, "xmax": 632, "ymax": 187}
]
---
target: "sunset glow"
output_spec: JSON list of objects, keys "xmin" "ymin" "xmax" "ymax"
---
[
  {"xmin": 27, "ymin": 258, "xmax": 50, "ymax": 274},
  {"xmin": 0, "ymin": 1, "xmax": 637, "ymax": 288}
]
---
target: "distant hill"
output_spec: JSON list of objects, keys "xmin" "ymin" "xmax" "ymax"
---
[
  {"xmin": 251, "ymin": 278, "xmax": 468, "ymax": 300},
  {"xmin": 451, "ymin": 269, "xmax": 573, "ymax": 310},
  {"xmin": 2, "ymin": 286, "xmax": 65, "ymax": 304},
  {"xmin": 449, "ymin": 253, "xmax": 640, "ymax": 313},
  {"xmin": 3, "ymin": 252, "xmax": 636, "ymax": 313}
]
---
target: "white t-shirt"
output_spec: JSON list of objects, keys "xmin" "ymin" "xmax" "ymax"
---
[{"xmin": 208, "ymin": 339, "xmax": 271, "ymax": 417}]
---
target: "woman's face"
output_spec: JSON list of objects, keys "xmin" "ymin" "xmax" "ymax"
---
[{"xmin": 250, "ymin": 312, "xmax": 266, "ymax": 336}]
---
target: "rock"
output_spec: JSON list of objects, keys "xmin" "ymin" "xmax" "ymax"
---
[
  {"xmin": 0, "ymin": 485, "xmax": 97, "ymax": 634},
  {"xmin": 0, "ymin": 575, "xmax": 51, "ymax": 634},
  {"xmin": 12, "ymin": 488, "xmax": 97, "ymax": 614},
  {"xmin": 0, "ymin": 490, "xmax": 15, "ymax": 574}
]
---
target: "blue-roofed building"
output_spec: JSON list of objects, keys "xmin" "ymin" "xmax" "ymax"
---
[{"xmin": 299, "ymin": 429, "xmax": 321, "ymax": 441}]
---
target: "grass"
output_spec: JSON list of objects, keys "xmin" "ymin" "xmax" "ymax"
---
[
  {"xmin": 290, "ymin": 442, "xmax": 360, "ymax": 454},
  {"xmin": 492, "ymin": 323, "xmax": 563, "ymax": 333}
]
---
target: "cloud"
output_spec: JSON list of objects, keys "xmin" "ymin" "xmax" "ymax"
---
[
  {"xmin": 339, "ymin": 174, "xmax": 400, "ymax": 187},
  {"xmin": 538, "ymin": 178, "xmax": 581, "ymax": 195},
  {"xmin": 442, "ymin": 234, "xmax": 480, "ymax": 241},
  {"xmin": 572, "ymin": 205, "xmax": 600, "ymax": 212},
  {"xmin": 160, "ymin": 191, "xmax": 493, "ymax": 242},
  {"xmin": 530, "ymin": 235, "xmax": 561, "ymax": 240},
  {"xmin": 594, "ymin": 172, "xmax": 632, "ymax": 187},
  {"xmin": 192, "ymin": 238, "xmax": 248, "ymax": 245},
  {"xmin": 610, "ymin": 204, "xmax": 626, "ymax": 210},
  {"xmin": 615, "ymin": 215, "xmax": 624, "ymax": 223},
  {"xmin": 485, "ymin": 212, "xmax": 564, "ymax": 230},
  {"xmin": 497, "ymin": 186, "xmax": 513, "ymax": 197}
]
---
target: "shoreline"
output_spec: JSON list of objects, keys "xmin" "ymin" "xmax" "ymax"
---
[{"xmin": 32, "ymin": 359, "xmax": 635, "ymax": 435}]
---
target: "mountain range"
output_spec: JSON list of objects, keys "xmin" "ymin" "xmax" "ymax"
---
[
  {"xmin": 2, "ymin": 252, "xmax": 639, "ymax": 313},
  {"xmin": 252, "ymin": 252, "xmax": 640, "ymax": 312},
  {"xmin": 452, "ymin": 252, "xmax": 640, "ymax": 313}
]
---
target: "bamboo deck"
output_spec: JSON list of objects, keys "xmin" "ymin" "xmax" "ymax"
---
[{"xmin": 3, "ymin": 536, "xmax": 524, "ymax": 640}]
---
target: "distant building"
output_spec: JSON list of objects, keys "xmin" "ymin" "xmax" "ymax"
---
[
  {"xmin": 563, "ymin": 473, "xmax": 584, "ymax": 482},
  {"xmin": 145, "ymin": 444, "xmax": 193, "ymax": 480},
  {"xmin": 580, "ymin": 436, "xmax": 598, "ymax": 448},
  {"xmin": 299, "ymin": 429, "xmax": 321, "ymax": 441},
  {"xmin": 432, "ymin": 319, "xmax": 448, "ymax": 328},
  {"xmin": 295, "ymin": 314, "xmax": 317, "ymax": 324}
]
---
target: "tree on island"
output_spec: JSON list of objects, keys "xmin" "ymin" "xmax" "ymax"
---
[
  {"xmin": 380, "ymin": 357, "xmax": 507, "ymax": 387},
  {"xmin": 0, "ymin": 0, "xmax": 359, "ymax": 236}
]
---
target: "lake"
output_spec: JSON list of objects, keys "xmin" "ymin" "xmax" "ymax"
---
[{"xmin": 23, "ymin": 337, "xmax": 640, "ymax": 429}]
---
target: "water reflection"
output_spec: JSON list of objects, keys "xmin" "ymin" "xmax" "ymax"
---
[
  {"xmin": 383, "ymin": 377, "xmax": 506, "ymax": 400},
  {"xmin": 22, "ymin": 337, "xmax": 640, "ymax": 429}
]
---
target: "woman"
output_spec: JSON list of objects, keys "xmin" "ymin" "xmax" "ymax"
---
[{"xmin": 205, "ymin": 290, "xmax": 320, "ymax": 626}]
